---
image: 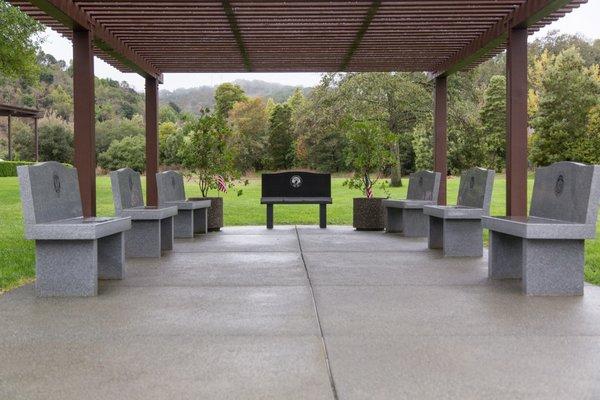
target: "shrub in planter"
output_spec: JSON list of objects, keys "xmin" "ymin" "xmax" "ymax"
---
[
  {"xmin": 343, "ymin": 120, "xmax": 396, "ymax": 230},
  {"xmin": 179, "ymin": 112, "xmax": 244, "ymax": 230}
]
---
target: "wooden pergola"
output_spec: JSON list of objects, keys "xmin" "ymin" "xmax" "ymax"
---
[
  {"xmin": 9, "ymin": 0, "xmax": 586, "ymax": 217},
  {"xmin": 0, "ymin": 103, "xmax": 43, "ymax": 161}
]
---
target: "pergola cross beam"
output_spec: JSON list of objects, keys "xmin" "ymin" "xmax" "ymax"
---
[
  {"xmin": 339, "ymin": 0, "xmax": 381, "ymax": 72},
  {"xmin": 221, "ymin": 0, "xmax": 252, "ymax": 72}
]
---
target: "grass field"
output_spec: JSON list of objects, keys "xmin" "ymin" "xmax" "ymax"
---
[{"xmin": 1, "ymin": 175, "xmax": 599, "ymax": 292}]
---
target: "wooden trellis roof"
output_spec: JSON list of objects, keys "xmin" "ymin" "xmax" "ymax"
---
[{"xmin": 9, "ymin": 0, "xmax": 587, "ymax": 80}]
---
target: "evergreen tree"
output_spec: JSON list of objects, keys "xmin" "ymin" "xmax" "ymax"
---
[
  {"xmin": 214, "ymin": 83, "xmax": 247, "ymax": 119},
  {"xmin": 268, "ymin": 104, "xmax": 294, "ymax": 170},
  {"xmin": 530, "ymin": 47, "xmax": 600, "ymax": 166},
  {"xmin": 480, "ymin": 75, "xmax": 506, "ymax": 171}
]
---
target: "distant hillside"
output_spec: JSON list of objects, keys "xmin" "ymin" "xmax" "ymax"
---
[{"xmin": 160, "ymin": 79, "xmax": 313, "ymax": 114}]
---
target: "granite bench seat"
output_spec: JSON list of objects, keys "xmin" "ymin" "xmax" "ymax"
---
[
  {"xmin": 25, "ymin": 216, "xmax": 131, "ymax": 240},
  {"xmin": 423, "ymin": 167, "xmax": 495, "ymax": 257},
  {"xmin": 261, "ymin": 172, "xmax": 332, "ymax": 229},
  {"xmin": 260, "ymin": 196, "xmax": 332, "ymax": 204},
  {"xmin": 383, "ymin": 171, "xmax": 440, "ymax": 237},
  {"xmin": 17, "ymin": 161, "xmax": 131, "ymax": 297},
  {"xmin": 482, "ymin": 215, "xmax": 596, "ymax": 239},
  {"xmin": 483, "ymin": 161, "xmax": 600, "ymax": 296},
  {"xmin": 157, "ymin": 171, "xmax": 211, "ymax": 238},
  {"xmin": 111, "ymin": 168, "xmax": 177, "ymax": 258}
]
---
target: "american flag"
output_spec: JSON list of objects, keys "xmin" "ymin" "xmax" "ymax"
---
[
  {"xmin": 216, "ymin": 175, "xmax": 227, "ymax": 193},
  {"xmin": 365, "ymin": 174, "xmax": 373, "ymax": 198}
]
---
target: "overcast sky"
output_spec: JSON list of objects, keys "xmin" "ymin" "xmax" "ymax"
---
[{"xmin": 39, "ymin": 1, "xmax": 600, "ymax": 92}]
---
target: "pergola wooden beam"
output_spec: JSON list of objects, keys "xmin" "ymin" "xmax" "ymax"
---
[
  {"xmin": 430, "ymin": 0, "xmax": 583, "ymax": 78},
  {"xmin": 26, "ymin": 0, "xmax": 162, "ymax": 81}
]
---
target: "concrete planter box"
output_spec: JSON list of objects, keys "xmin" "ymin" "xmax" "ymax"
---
[
  {"xmin": 353, "ymin": 197, "xmax": 385, "ymax": 231},
  {"xmin": 190, "ymin": 196, "xmax": 223, "ymax": 231}
]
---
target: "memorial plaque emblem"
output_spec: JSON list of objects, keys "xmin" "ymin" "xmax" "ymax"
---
[
  {"xmin": 171, "ymin": 176, "xmax": 176, "ymax": 187},
  {"xmin": 52, "ymin": 173, "xmax": 61, "ymax": 195},
  {"xmin": 555, "ymin": 174, "xmax": 564, "ymax": 196},
  {"xmin": 469, "ymin": 176, "xmax": 475, "ymax": 189},
  {"xmin": 418, "ymin": 176, "xmax": 424, "ymax": 186},
  {"xmin": 128, "ymin": 176, "xmax": 134, "ymax": 190},
  {"xmin": 290, "ymin": 175, "xmax": 303, "ymax": 188}
]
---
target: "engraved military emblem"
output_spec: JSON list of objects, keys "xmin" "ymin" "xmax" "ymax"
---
[
  {"xmin": 418, "ymin": 176, "xmax": 424, "ymax": 186},
  {"xmin": 290, "ymin": 175, "xmax": 303, "ymax": 188},
  {"xmin": 555, "ymin": 174, "xmax": 565, "ymax": 196},
  {"xmin": 52, "ymin": 173, "xmax": 61, "ymax": 195},
  {"xmin": 469, "ymin": 176, "xmax": 475, "ymax": 189}
]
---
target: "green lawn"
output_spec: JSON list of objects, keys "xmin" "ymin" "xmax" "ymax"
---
[{"xmin": 1, "ymin": 175, "xmax": 600, "ymax": 292}]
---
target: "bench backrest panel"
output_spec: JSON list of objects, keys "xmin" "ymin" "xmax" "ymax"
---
[
  {"xmin": 110, "ymin": 168, "xmax": 144, "ymax": 214},
  {"xmin": 262, "ymin": 171, "xmax": 331, "ymax": 198},
  {"xmin": 457, "ymin": 167, "xmax": 495, "ymax": 214},
  {"xmin": 157, "ymin": 170, "xmax": 186, "ymax": 205},
  {"xmin": 530, "ymin": 161, "xmax": 600, "ymax": 224},
  {"xmin": 407, "ymin": 170, "xmax": 441, "ymax": 201},
  {"xmin": 17, "ymin": 161, "xmax": 82, "ymax": 224}
]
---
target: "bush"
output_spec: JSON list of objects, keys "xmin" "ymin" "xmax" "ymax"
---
[
  {"xmin": 0, "ymin": 161, "xmax": 35, "ymax": 177},
  {"xmin": 98, "ymin": 135, "xmax": 145, "ymax": 172}
]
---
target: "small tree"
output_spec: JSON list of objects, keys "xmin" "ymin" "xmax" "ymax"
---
[
  {"xmin": 343, "ymin": 120, "xmax": 396, "ymax": 198},
  {"xmin": 179, "ymin": 113, "xmax": 238, "ymax": 197},
  {"xmin": 268, "ymin": 103, "xmax": 294, "ymax": 170},
  {"xmin": 98, "ymin": 135, "xmax": 145, "ymax": 172}
]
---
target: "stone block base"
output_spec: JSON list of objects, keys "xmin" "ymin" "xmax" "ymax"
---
[
  {"xmin": 428, "ymin": 216, "xmax": 483, "ymax": 257},
  {"xmin": 125, "ymin": 217, "xmax": 173, "ymax": 258}
]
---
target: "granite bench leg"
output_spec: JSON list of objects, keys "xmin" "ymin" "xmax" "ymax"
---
[
  {"xmin": 161, "ymin": 216, "xmax": 174, "ymax": 251},
  {"xmin": 489, "ymin": 231, "xmax": 523, "ymax": 279},
  {"xmin": 428, "ymin": 216, "xmax": 444, "ymax": 249},
  {"xmin": 125, "ymin": 220, "xmax": 161, "ymax": 258},
  {"xmin": 173, "ymin": 209, "xmax": 194, "ymax": 238},
  {"xmin": 35, "ymin": 239, "xmax": 98, "ymax": 297},
  {"xmin": 193, "ymin": 208, "xmax": 208, "ymax": 234},
  {"xmin": 385, "ymin": 207, "xmax": 403, "ymax": 233},
  {"xmin": 97, "ymin": 232, "xmax": 125, "ymax": 280},
  {"xmin": 402, "ymin": 209, "xmax": 429, "ymax": 237},
  {"xmin": 522, "ymin": 239, "xmax": 585, "ymax": 296},
  {"xmin": 442, "ymin": 219, "xmax": 483, "ymax": 257},
  {"xmin": 266, "ymin": 204, "xmax": 274, "ymax": 229},
  {"xmin": 319, "ymin": 204, "xmax": 327, "ymax": 228}
]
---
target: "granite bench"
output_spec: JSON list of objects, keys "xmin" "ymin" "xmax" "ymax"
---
[
  {"xmin": 261, "ymin": 171, "xmax": 332, "ymax": 229},
  {"xmin": 157, "ymin": 170, "xmax": 211, "ymax": 238},
  {"xmin": 383, "ymin": 170, "xmax": 441, "ymax": 237},
  {"xmin": 17, "ymin": 161, "xmax": 131, "ymax": 297},
  {"xmin": 111, "ymin": 168, "xmax": 178, "ymax": 258},
  {"xmin": 483, "ymin": 161, "xmax": 600, "ymax": 296},
  {"xmin": 423, "ymin": 167, "xmax": 495, "ymax": 257}
]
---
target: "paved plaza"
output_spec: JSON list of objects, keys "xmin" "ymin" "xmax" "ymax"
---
[{"xmin": 2, "ymin": 226, "xmax": 600, "ymax": 399}]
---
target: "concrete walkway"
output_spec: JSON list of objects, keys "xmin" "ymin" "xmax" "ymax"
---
[{"xmin": 2, "ymin": 226, "xmax": 600, "ymax": 399}]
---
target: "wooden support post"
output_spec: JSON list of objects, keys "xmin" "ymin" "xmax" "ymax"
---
[
  {"xmin": 73, "ymin": 29, "xmax": 96, "ymax": 217},
  {"xmin": 506, "ymin": 26, "xmax": 528, "ymax": 217},
  {"xmin": 34, "ymin": 117, "xmax": 39, "ymax": 162},
  {"xmin": 434, "ymin": 76, "xmax": 448, "ymax": 205},
  {"xmin": 7, "ymin": 115, "xmax": 11, "ymax": 161},
  {"xmin": 145, "ymin": 76, "xmax": 159, "ymax": 206}
]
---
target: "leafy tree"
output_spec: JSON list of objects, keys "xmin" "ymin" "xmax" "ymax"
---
[
  {"xmin": 179, "ymin": 113, "xmax": 237, "ymax": 197},
  {"xmin": 480, "ymin": 75, "xmax": 506, "ymax": 171},
  {"xmin": 161, "ymin": 130, "xmax": 185, "ymax": 166},
  {"xmin": 95, "ymin": 115, "xmax": 144, "ymax": 153},
  {"xmin": 48, "ymin": 86, "xmax": 73, "ymax": 121},
  {"xmin": 98, "ymin": 135, "xmax": 145, "ymax": 172},
  {"xmin": 0, "ymin": 1, "xmax": 43, "ymax": 81},
  {"xmin": 343, "ymin": 120, "xmax": 396, "ymax": 197},
  {"xmin": 159, "ymin": 104, "xmax": 179, "ymax": 124},
  {"xmin": 580, "ymin": 105, "xmax": 600, "ymax": 164},
  {"xmin": 14, "ymin": 114, "xmax": 74, "ymax": 163},
  {"xmin": 268, "ymin": 104, "xmax": 294, "ymax": 170},
  {"xmin": 10, "ymin": 118, "xmax": 34, "ymax": 160},
  {"xmin": 214, "ymin": 83, "xmax": 246, "ymax": 119},
  {"xmin": 411, "ymin": 119, "xmax": 433, "ymax": 171},
  {"xmin": 228, "ymin": 97, "xmax": 269, "ymax": 172},
  {"xmin": 530, "ymin": 47, "xmax": 600, "ymax": 166},
  {"xmin": 286, "ymin": 87, "xmax": 305, "ymax": 112}
]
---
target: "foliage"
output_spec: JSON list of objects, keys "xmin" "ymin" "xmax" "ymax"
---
[
  {"xmin": 179, "ymin": 113, "xmax": 237, "ymax": 197},
  {"xmin": 0, "ymin": 1, "xmax": 43, "ymax": 82},
  {"xmin": 159, "ymin": 104, "xmax": 179, "ymax": 124},
  {"xmin": 214, "ymin": 83, "xmax": 247, "ymax": 119},
  {"xmin": 98, "ymin": 135, "xmax": 145, "ymax": 172},
  {"xmin": 0, "ymin": 160, "xmax": 35, "ymax": 177},
  {"xmin": 96, "ymin": 115, "xmax": 144, "ymax": 153},
  {"xmin": 530, "ymin": 47, "xmax": 600, "ymax": 166},
  {"xmin": 228, "ymin": 97, "xmax": 269, "ymax": 172},
  {"xmin": 13, "ymin": 115, "xmax": 73, "ymax": 163},
  {"xmin": 267, "ymin": 104, "xmax": 295, "ymax": 170},
  {"xmin": 343, "ymin": 120, "xmax": 396, "ymax": 197},
  {"xmin": 480, "ymin": 75, "xmax": 506, "ymax": 171}
]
